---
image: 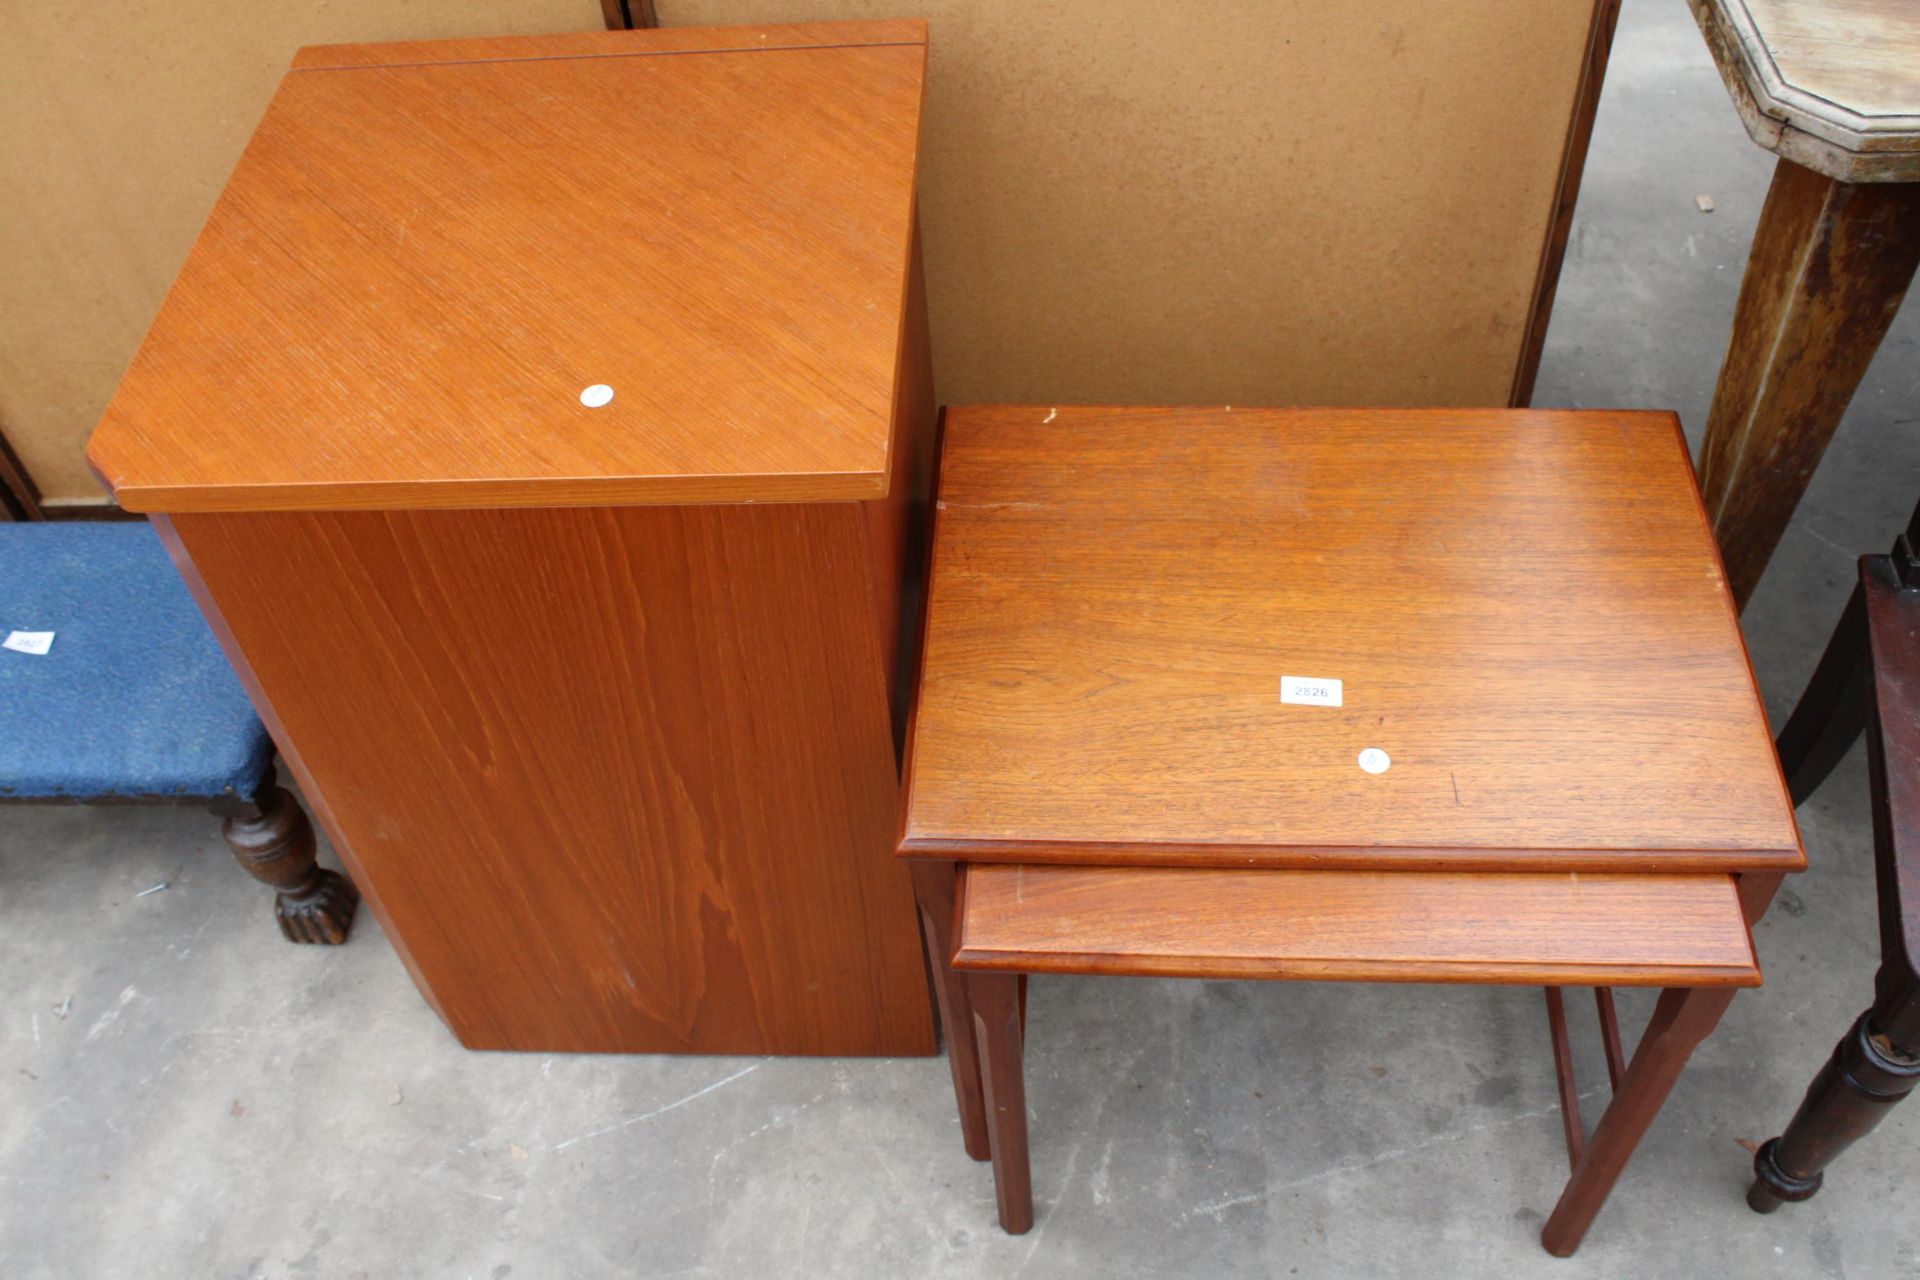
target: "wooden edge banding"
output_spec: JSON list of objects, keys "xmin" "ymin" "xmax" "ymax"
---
[
  {"xmin": 937, "ymin": 403, "xmax": 1680, "ymax": 434},
  {"xmin": 1511, "ymin": 0, "xmax": 1621, "ymax": 408},
  {"xmin": 292, "ymin": 20, "xmax": 927, "ymax": 72},
  {"xmin": 900, "ymin": 838, "xmax": 1808, "ymax": 876},
  {"xmin": 1666, "ymin": 408, "xmax": 1807, "ymax": 853},
  {"xmin": 99, "ymin": 469, "xmax": 891, "ymax": 516},
  {"xmin": 948, "ymin": 948, "xmax": 1760, "ymax": 989}
]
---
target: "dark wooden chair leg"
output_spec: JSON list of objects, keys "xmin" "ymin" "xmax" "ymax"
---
[
  {"xmin": 1774, "ymin": 580, "xmax": 1871, "ymax": 804},
  {"xmin": 1748, "ymin": 993, "xmax": 1920, "ymax": 1212},
  {"xmin": 1695, "ymin": 160, "xmax": 1920, "ymax": 609},
  {"xmin": 217, "ymin": 782, "xmax": 358, "ymax": 945},
  {"xmin": 968, "ymin": 968, "xmax": 1034, "ymax": 1234},
  {"xmin": 909, "ymin": 859, "xmax": 991, "ymax": 1160},
  {"xmin": 1541, "ymin": 985, "xmax": 1736, "ymax": 1256},
  {"xmin": 1750, "ymin": 549, "xmax": 1920, "ymax": 1210}
]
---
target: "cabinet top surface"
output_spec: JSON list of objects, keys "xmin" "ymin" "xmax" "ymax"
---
[
  {"xmin": 86, "ymin": 22, "xmax": 927, "ymax": 513},
  {"xmin": 901, "ymin": 406, "xmax": 1804, "ymax": 875}
]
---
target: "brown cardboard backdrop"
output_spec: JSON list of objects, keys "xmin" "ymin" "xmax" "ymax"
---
[
  {"xmin": 0, "ymin": 0, "xmax": 607, "ymax": 504},
  {"xmin": 6, "ymin": 1, "xmax": 1600, "ymax": 502},
  {"xmin": 661, "ymin": 1, "xmax": 1599, "ymax": 416}
]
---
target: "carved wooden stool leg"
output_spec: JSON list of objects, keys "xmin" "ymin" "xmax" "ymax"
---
[
  {"xmin": 218, "ymin": 783, "xmax": 358, "ymax": 944},
  {"xmin": 910, "ymin": 859, "xmax": 990, "ymax": 1159},
  {"xmin": 968, "ymin": 969, "xmax": 1034, "ymax": 1234},
  {"xmin": 1695, "ymin": 161, "xmax": 1920, "ymax": 609},
  {"xmin": 1748, "ymin": 1003, "xmax": 1920, "ymax": 1212},
  {"xmin": 1541, "ymin": 985, "xmax": 1736, "ymax": 1256}
]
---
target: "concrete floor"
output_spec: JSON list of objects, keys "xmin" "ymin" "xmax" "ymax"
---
[{"xmin": 6, "ymin": 1, "xmax": 1920, "ymax": 1275}]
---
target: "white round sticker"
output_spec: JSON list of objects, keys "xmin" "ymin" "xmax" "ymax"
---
[
  {"xmin": 1357, "ymin": 747, "xmax": 1391, "ymax": 775},
  {"xmin": 579, "ymin": 384, "xmax": 615, "ymax": 408}
]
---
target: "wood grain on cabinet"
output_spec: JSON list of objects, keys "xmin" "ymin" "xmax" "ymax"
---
[{"xmin": 160, "ymin": 503, "xmax": 935, "ymax": 1054}]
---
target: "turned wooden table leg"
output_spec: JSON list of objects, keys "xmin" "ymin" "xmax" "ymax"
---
[
  {"xmin": 909, "ymin": 859, "xmax": 991, "ymax": 1160},
  {"xmin": 1751, "ymin": 550, "xmax": 1920, "ymax": 1209},
  {"xmin": 968, "ymin": 969, "xmax": 1034, "ymax": 1234},
  {"xmin": 216, "ymin": 775, "xmax": 358, "ymax": 945},
  {"xmin": 1748, "ymin": 989, "xmax": 1920, "ymax": 1212},
  {"xmin": 1696, "ymin": 161, "xmax": 1920, "ymax": 610},
  {"xmin": 1541, "ymin": 985, "xmax": 1737, "ymax": 1256}
]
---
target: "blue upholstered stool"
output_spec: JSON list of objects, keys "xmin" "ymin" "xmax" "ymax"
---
[{"xmin": 0, "ymin": 522, "xmax": 356, "ymax": 943}]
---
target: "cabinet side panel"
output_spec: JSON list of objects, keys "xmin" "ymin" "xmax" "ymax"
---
[
  {"xmin": 153, "ymin": 512, "xmax": 457, "ymax": 1030},
  {"xmin": 168, "ymin": 505, "xmax": 934, "ymax": 1056}
]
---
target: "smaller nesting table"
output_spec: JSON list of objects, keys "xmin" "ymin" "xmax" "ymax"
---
[{"xmin": 899, "ymin": 406, "xmax": 1805, "ymax": 1255}]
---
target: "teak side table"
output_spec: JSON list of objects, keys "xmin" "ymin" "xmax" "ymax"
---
[
  {"xmin": 900, "ymin": 406, "xmax": 1805, "ymax": 1255},
  {"xmin": 86, "ymin": 22, "xmax": 938, "ymax": 1056}
]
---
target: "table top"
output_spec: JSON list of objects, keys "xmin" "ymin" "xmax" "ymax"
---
[
  {"xmin": 86, "ymin": 22, "xmax": 926, "ymax": 513},
  {"xmin": 900, "ymin": 406, "xmax": 1804, "ymax": 876},
  {"xmin": 1689, "ymin": 0, "xmax": 1920, "ymax": 180}
]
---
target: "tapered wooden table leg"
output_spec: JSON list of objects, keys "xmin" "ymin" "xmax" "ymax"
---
[
  {"xmin": 969, "ymin": 970, "xmax": 1034, "ymax": 1234},
  {"xmin": 1696, "ymin": 160, "xmax": 1920, "ymax": 609},
  {"xmin": 910, "ymin": 860, "xmax": 990, "ymax": 1160},
  {"xmin": 1541, "ymin": 985, "xmax": 1737, "ymax": 1256}
]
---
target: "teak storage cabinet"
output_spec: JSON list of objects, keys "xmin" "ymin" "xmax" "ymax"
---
[{"xmin": 86, "ymin": 22, "xmax": 938, "ymax": 1056}]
